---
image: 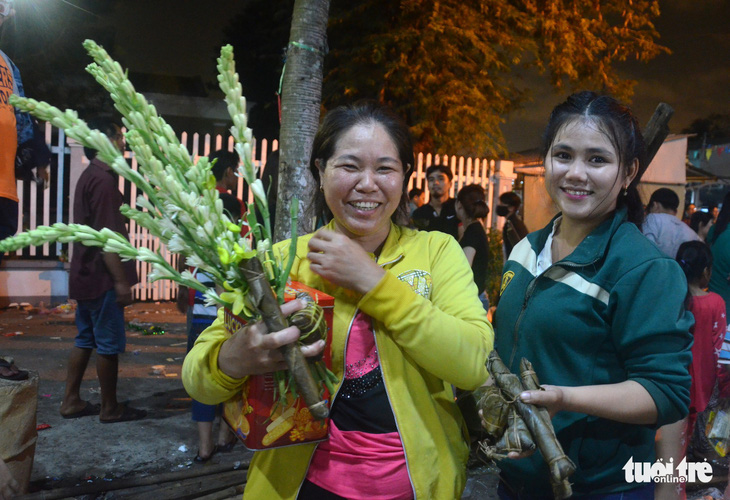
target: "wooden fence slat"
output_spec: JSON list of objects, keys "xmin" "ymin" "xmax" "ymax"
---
[
  {"xmin": 14, "ymin": 180, "xmax": 21, "ymax": 256},
  {"xmin": 204, "ymin": 133, "xmax": 211, "ymax": 158},
  {"xmin": 18, "ymin": 123, "xmax": 498, "ymax": 300},
  {"xmin": 55, "ymin": 127, "xmax": 66, "ymax": 256}
]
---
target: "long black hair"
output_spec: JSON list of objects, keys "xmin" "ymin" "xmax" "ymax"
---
[
  {"xmin": 541, "ymin": 91, "xmax": 648, "ymax": 226},
  {"xmin": 309, "ymin": 100, "xmax": 414, "ymax": 225},
  {"xmin": 711, "ymin": 191, "xmax": 730, "ymax": 245},
  {"xmin": 676, "ymin": 240, "xmax": 713, "ymax": 308}
]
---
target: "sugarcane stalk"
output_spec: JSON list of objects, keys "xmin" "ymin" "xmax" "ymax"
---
[
  {"xmin": 239, "ymin": 257, "xmax": 329, "ymax": 420},
  {"xmin": 487, "ymin": 351, "xmax": 575, "ymax": 499},
  {"xmin": 520, "ymin": 357, "xmax": 573, "ymax": 499}
]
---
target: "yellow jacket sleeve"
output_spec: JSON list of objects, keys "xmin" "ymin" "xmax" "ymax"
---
[{"xmin": 181, "ymin": 308, "xmax": 247, "ymax": 405}]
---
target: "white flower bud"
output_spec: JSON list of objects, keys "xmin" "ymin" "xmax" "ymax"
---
[
  {"xmin": 251, "ymin": 179, "xmax": 268, "ymax": 208},
  {"xmin": 186, "ymin": 255, "xmax": 205, "ymax": 269}
]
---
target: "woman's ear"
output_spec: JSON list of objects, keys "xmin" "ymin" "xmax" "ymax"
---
[
  {"xmin": 314, "ymin": 158, "xmax": 325, "ymax": 173},
  {"xmin": 625, "ymin": 158, "xmax": 639, "ymax": 187}
]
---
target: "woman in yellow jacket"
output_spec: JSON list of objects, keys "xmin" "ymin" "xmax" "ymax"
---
[{"xmin": 182, "ymin": 101, "xmax": 493, "ymax": 499}]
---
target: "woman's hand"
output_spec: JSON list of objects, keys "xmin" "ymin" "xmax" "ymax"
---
[
  {"xmin": 217, "ymin": 299, "xmax": 325, "ymax": 379},
  {"xmin": 518, "ymin": 385, "xmax": 566, "ymax": 418},
  {"xmin": 307, "ymin": 229, "xmax": 385, "ymax": 295}
]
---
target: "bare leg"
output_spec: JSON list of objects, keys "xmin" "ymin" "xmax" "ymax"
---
[
  {"xmin": 216, "ymin": 418, "xmax": 235, "ymax": 447},
  {"xmin": 197, "ymin": 421, "xmax": 215, "ymax": 458},
  {"xmin": 655, "ymin": 418, "xmax": 687, "ymax": 500},
  {"xmin": 97, "ymin": 353, "xmax": 123, "ymax": 420},
  {"xmin": 60, "ymin": 347, "xmax": 93, "ymax": 416}
]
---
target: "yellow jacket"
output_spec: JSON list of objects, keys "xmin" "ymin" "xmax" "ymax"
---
[{"xmin": 182, "ymin": 221, "xmax": 493, "ymax": 499}]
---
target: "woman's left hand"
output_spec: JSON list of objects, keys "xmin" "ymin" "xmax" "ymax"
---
[
  {"xmin": 518, "ymin": 385, "xmax": 566, "ymax": 418},
  {"xmin": 307, "ymin": 229, "xmax": 385, "ymax": 295}
]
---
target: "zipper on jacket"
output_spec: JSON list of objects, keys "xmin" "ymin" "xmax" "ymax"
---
[
  {"xmin": 296, "ymin": 254, "xmax": 408, "ymax": 497},
  {"xmin": 508, "ymin": 257, "xmax": 600, "ymax": 368},
  {"xmin": 372, "ymin": 323, "xmax": 418, "ymax": 500},
  {"xmin": 295, "ymin": 308, "xmax": 359, "ymax": 498}
]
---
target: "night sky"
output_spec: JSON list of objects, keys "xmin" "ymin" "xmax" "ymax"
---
[
  {"xmin": 2, "ymin": 0, "xmax": 728, "ymax": 154},
  {"xmin": 500, "ymin": 0, "xmax": 730, "ymax": 152}
]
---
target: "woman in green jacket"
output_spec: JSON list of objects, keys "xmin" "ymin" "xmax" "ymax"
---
[
  {"xmin": 491, "ymin": 92, "xmax": 693, "ymax": 498},
  {"xmin": 182, "ymin": 101, "xmax": 493, "ymax": 499}
]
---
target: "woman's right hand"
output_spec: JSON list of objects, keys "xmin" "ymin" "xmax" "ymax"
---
[{"xmin": 217, "ymin": 299, "xmax": 325, "ymax": 379}]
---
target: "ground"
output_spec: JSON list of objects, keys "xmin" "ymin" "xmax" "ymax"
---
[{"xmin": 0, "ymin": 301, "xmax": 254, "ymax": 498}]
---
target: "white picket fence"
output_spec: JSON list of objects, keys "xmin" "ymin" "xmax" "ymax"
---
[{"xmin": 13, "ymin": 122, "xmax": 506, "ymax": 301}]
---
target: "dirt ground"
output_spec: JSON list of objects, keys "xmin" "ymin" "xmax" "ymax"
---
[{"xmin": 0, "ymin": 301, "xmax": 255, "ymax": 498}]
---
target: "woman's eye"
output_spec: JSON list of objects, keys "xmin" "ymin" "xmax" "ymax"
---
[
  {"xmin": 553, "ymin": 151, "xmax": 571, "ymax": 161},
  {"xmin": 378, "ymin": 165, "xmax": 395, "ymax": 173},
  {"xmin": 590, "ymin": 156, "xmax": 608, "ymax": 164}
]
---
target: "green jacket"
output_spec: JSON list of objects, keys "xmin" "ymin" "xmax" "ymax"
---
[
  {"xmin": 182, "ymin": 221, "xmax": 493, "ymax": 499},
  {"xmin": 494, "ymin": 209, "xmax": 693, "ymax": 496},
  {"xmin": 708, "ymin": 225, "xmax": 730, "ymax": 317}
]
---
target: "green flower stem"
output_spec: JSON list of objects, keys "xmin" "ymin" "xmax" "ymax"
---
[{"xmin": 277, "ymin": 199, "xmax": 300, "ymax": 303}]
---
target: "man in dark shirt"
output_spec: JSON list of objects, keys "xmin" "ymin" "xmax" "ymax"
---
[
  {"xmin": 60, "ymin": 117, "xmax": 145, "ymax": 423},
  {"xmin": 496, "ymin": 191, "xmax": 528, "ymax": 258},
  {"xmin": 210, "ymin": 149, "xmax": 244, "ymax": 220},
  {"xmin": 411, "ymin": 164, "xmax": 459, "ymax": 239}
]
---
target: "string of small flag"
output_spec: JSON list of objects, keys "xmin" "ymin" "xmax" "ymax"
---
[{"xmin": 689, "ymin": 144, "xmax": 730, "ymax": 160}]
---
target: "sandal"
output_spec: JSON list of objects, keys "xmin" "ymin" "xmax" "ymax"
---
[
  {"xmin": 0, "ymin": 359, "xmax": 28, "ymax": 381},
  {"xmin": 61, "ymin": 401, "xmax": 101, "ymax": 419},
  {"xmin": 100, "ymin": 405, "xmax": 147, "ymax": 424},
  {"xmin": 216, "ymin": 440, "xmax": 236, "ymax": 453},
  {"xmin": 194, "ymin": 445, "xmax": 218, "ymax": 463}
]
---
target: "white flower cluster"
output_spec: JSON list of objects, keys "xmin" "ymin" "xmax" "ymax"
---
[{"xmin": 2, "ymin": 41, "xmax": 293, "ymax": 316}]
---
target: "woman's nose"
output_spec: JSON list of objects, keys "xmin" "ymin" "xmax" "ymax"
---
[
  {"xmin": 356, "ymin": 169, "xmax": 377, "ymax": 191},
  {"xmin": 565, "ymin": 160, "xmax": 587, "ymax": 181}
]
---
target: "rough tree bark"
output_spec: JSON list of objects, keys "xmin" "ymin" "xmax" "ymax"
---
[{"xmin": 275, "ymin": 0, "xmax": 331, "ymax": 242}]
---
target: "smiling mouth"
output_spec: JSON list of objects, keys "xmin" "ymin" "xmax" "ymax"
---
[
  {"xmin": 562, "ymin": 188, "xmax": 592, "ymax": 197},
  {"xmin": 350, "ymin": 201, "xmax": 381, "ymax": 211}
]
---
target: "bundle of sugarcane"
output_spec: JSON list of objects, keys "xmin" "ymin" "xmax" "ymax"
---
[
  {"xmin": 476, "ymin": 351, "xmax": 575, "ymax": 499},
  {"xmin": 0, "ymin": 41, "xmax": 333, "ymax": 420}
]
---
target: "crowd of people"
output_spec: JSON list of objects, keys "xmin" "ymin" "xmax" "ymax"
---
[{"xmin": 0, "ymin": 27, "xmax": 728, "ymax": 497}]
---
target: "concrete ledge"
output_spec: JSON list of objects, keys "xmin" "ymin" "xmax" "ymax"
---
[{"xmin": 0, "ymin": 260, "xmax": 69, "ymax": 307}]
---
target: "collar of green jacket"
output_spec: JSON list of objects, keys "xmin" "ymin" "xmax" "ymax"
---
[{"xmin": 531, "ymin": 207, "xmax": 629, "ymax": 266}]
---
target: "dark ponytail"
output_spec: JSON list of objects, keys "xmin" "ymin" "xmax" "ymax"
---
[{"xmin": 456, "ymin": 184, "xmax": 489, "ymax": 220}]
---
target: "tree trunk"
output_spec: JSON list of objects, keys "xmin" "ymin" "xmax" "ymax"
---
[{"xmin": 275, "ymin": 0, "xmax": 331, "ymax": 242}]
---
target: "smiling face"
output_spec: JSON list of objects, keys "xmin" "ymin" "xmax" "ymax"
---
[
  {"xmin": 320, "ymin": 122, "xmax": 405, "ymax": 251},
  {"xmin": 544, "ymin": 117, "xmax": 638, "ymax": 233}
]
